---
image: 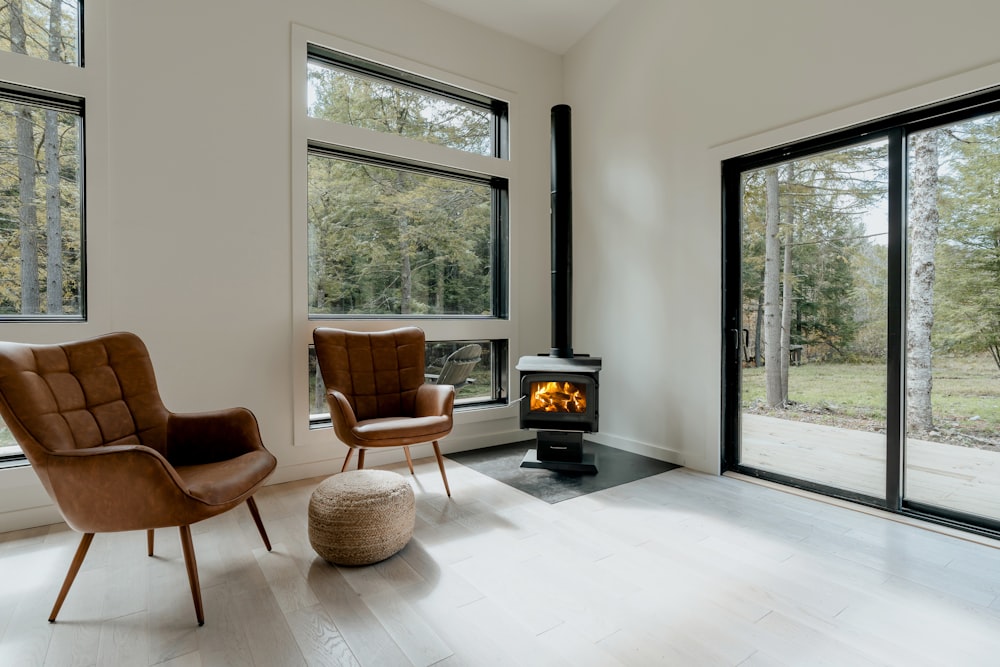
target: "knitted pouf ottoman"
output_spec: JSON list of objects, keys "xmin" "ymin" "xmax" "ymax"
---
[{"xmin": 308, "ymin": 469, "xmax": 415, "ymax": 566}]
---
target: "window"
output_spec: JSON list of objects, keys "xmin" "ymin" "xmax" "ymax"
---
[
  {"xmin": 307, "ymin": 151, "xmax": 503, "ymax": 317},
  {"xmin": 0, "ymin": 1, "xmax": 84, "ymax": 320},
  {"xmin": 723, "ymin": 85, "xmax": 1000, "ymax": 538},
  {"xmin": 293, "ymin": 28, "xmax": 515, "ymax": 442},
  {"xmin": 307, "ymin": 49, "xmax": 503, "ymax": 158},
  {"xmin": 0, "ymin": 0, "xmax": 79, "ymax": 65},
  {"xmin": 306, "ymin": 46, "xmax": 508, "ymax": 319},
  {"xmin": 0, "ymin": 90, "xmax": 83, "ymax": 318}
]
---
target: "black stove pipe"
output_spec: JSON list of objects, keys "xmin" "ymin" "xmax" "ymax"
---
[{"xmin": 550, "ymin": 104, "xmax": 573, "ymax": 358}]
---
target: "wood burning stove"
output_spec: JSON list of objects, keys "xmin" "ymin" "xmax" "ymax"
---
[{"xmin": 517, "ymin": 104, "xmax": 601, "ymax": 473}]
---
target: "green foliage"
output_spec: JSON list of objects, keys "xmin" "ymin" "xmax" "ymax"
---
[
  {"xmin": 742, "ymin": 142, "xmax": 888, "ymax": 361},
  {"xmin": 0, "ymin": 101, "xmax": 82, "ymax": 315},
  {"xmin": 307, "ymin": 63, "xmax": 491, "ymax": 155},
  {"xmin": 0, "ymin": 1, "xmax": 78, "ymax": 64},
  {"xmin": 306, "ymin": 60, "xmax": 498, "ymax": 316},
  {"xmin": 934, "ymin": 116, "xmax": 1000, "ymax": 369}
]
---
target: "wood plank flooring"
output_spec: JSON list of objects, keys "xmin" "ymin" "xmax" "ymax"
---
[{"xmin": 2, "ymin": 454, "xmax": 1000, "ymax": 666}]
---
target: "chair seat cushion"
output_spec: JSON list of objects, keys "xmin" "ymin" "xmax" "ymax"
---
[
  {"xmin": 174, "ymin": 450, "xmax": 277, "ymax": 506},
  {"xmin": 352, "ymin": 415, "xmax": 451, "ymax": 445}
]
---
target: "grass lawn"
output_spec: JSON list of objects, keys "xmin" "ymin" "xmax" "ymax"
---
[{"xmin": 741, "ymin": 353, "xmax": 1000, "ymax": 443}]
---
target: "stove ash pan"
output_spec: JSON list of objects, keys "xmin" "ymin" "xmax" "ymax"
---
[{"xmin": 517, "ymin": 356, "xmax": 601, "ymax": 433}]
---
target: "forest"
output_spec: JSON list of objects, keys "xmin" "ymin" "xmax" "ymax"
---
[
  {"xmin": 0, "ymin": 0, "xmax": 81, "ymax": 317},
  {"xmin": 305, "ymin": 57, "xmax": 501, "ymax": 317},
  {"xmin": 741, "ymin": 115, "xmax": 1000, "ymax": 443}
]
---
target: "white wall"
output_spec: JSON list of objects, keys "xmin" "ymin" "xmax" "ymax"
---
[
  {"xmin": 564, "ymin": 0, "xmax": 1000, "ymax": 473},
  {"xmin": 0, "ymin": 0, "xmax": 562, "ymax": 531}
]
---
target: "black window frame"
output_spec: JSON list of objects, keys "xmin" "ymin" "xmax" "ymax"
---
[
  {"xmin": 0, "ymin": 82, "xmax": 87, "ymax": 323},
  {"xmin": 722, "ymin": 83, "xmax": 1000, "ymax": 539}
]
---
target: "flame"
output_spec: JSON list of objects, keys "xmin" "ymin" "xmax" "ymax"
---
[{"xmin": 529, "ymin": 381, "xmax": 587, "ymax": 413}]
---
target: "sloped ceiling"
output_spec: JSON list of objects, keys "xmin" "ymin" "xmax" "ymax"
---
[{"xmin": 418, "ymin": 0, "xmax": 623, "ymax": 54}]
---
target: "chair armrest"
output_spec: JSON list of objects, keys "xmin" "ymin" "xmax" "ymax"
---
[
  {"xmin": 43, "ymin": 445, "xmax": 194, "ymax": 533},
  {"xmin": 415, "ymin": 383, "xmax": 455, "ymax": 417},
  {"xmin": 166, "ymin": 407, "xmax": 266, "ymax": 465},
  {"xmin": 326, "ymin": 389, "xmax": 360, "ymax": 444}
]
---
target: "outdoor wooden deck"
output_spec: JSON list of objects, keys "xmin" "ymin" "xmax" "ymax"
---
[{"xmin": 741, "ymin": 413, "xmax": 1000, "ymax": 521}]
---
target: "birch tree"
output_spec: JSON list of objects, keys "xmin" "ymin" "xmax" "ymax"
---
[
  {"xmin": 763, "ymin": 167, "xmax": 784, "ymax": 407},
  {"xmin": 906, "ymin": 130, "xmax": 939, "ymax": 433}
]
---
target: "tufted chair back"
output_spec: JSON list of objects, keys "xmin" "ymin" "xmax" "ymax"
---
[
  {"xmin": 313, "ymin": 327, "xmax": 426, "ymax": 421},
  {"xmin": 0, "ymin": 332, "xmax": 169, "ymax": 460}
]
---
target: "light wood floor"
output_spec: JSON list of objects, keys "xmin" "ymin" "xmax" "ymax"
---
[{"xmin": 2, "ymin": 454, "xmax": 1000, "ymax": 666}]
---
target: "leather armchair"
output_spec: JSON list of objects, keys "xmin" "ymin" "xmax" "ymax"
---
[
  {"xmin": 0, "ymin": 332, "xmax": 277, "ymax": 626},
  {"xmin": 313, "ymin": 327, "xmax": 455, "ymax": 496}
]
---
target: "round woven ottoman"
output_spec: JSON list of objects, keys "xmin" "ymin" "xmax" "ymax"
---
[{"xmin": 308, "ymin": 469, "xmax": 415, "ymax": 566}]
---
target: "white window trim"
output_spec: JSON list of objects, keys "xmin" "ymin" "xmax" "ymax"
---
[
  {"xmin": 290, "ymin": 24, "xmax": 519, "ymax": 449},
  {"xmin": 0, "ymin": 0, "xmax": 110, "ymax": 343}
]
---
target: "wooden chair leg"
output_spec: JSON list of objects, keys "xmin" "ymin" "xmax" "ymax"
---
[
  {"xmin": 357, "ymin": 448, "xmax": 366, "ymax": 469},
  {"xmin": 432, "ymin": 441, "xmax": 451, "ymax": 497},
  {"xmin": 341, "ymin": 448, "xmax": 355, "ymax": 473},
  {"xmin": 403, "ymin": 446, "xmax": 415, "ymax": 474},
  {"xmin": 147, "ymin": 529, "xmax": 155, "ymax": 556},
  {"xmin": 178, "ymin": 525, "xmax": 204, "ymax": 626},
  {"xmin": 246, "ymin": 496, "xmax": 271, "ymax": 551},
  {"xmin": 49, "ymin": 532, "xmax": 94, "ymax": 623}
]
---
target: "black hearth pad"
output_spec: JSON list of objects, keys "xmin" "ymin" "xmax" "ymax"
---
[{"xmin": 447, "ymin": 440, "xmax": 679, "ymax": 504}]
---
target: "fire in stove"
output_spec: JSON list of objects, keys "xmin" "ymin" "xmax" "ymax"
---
[{"xmin": 530, "ymin": 380, "xmax": 587, "ymax": 413}]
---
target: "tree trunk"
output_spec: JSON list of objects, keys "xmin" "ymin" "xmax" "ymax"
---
[
  {"xmin": 754, "ymin": 292, "xmax": 763, "ymax": 368},
  {"xmin": 399, "ymin": 217, "xmax": 411, "ymax": 314},
  {"xmin": 11, "ymin": 0, "xmax": 40, "ymax": 314},
  {"xmin": 780, "ymin": 223, "xmax": 793, "ymax": 404},
  {"xmin": 906, "ymin": 131, "xmax": 940, "ymax": 433},
  {"xmin": 764, "ymin": 167, "xmax": 784, "ymax": 407},
  {"xmin": 436, "ymin": 258, "xmax": 445, "ymax": 312},
  {"xmin": 45, "ymin": 0, "xmax": 65, "ymax": 313}
]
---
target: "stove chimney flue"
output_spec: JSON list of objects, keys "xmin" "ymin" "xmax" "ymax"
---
[{"xmin": 550, "ymin": 104, "xmax": 573, "ymax": 358}]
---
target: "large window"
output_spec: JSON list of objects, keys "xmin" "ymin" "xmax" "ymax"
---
[
  {"xmin": 0, "ymin": 1, "xmax": 84, "ymax": 320},
  {"xmin": 723, "ymin": 86, "xmax": 1000, "ymax": 538},
  {"xmin": 0, "ymin": 91, "xmax": 83, "ymax": 318},
  {"xmin": 292, "ymin": 29, "xmax": 514, "ymax": 440},
  {"xmin": 306, "ymin": 47, "xmax": 508, "ymax": 319},
  {"xmin": 306, "ymin": 151, "xmax": 500, "ymax": 317}
]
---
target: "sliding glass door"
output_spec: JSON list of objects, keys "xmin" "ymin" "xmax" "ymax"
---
[
  {"xmin": 733, "ymin": 140, "xmax": 890, "ymax": 502},
  {"xmin": 904, "ymin": 119, "xmax": 1000, "ymax": 524},
  {"xmin": 723, "ymin": 89, "xmax": 1000, "ymax": 535}
]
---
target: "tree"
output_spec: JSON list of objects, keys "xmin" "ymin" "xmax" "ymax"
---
[
  {"xmin": 306, "ymin": 63, "xmax": 494, "ymax": 316},
  {"xmin": 906, "ymin": 130, "xmax": 940, "ymax": 433},
  {"xmin": 44, "ymin": 0, "xmax": 63, "ymax": 314},
  {"xmin": 763, "ymin": 168, "xmax": 783, "ymax": 406},
  {"xmin": 935, "ymin": 116, "xmax": 1000, "ymax": 371},
  {"xmin": 10, "ymin": 0, "xmax": 40, "ymax": 313}
]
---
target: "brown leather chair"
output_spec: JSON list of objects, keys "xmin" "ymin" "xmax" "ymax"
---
[
  {"xmin": 313, "ymin": 327, "xmax": 455, "ymax": 496},
  {"xmin": 0, "ymin": 332, "xmax": 277, "ymax": 626}
]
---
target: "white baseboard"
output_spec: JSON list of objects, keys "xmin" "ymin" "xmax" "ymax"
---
[
  {"xmin": 585, "ymin": 431, "xmax": 684, "ymax": 466},
  {"xmin": 0, "ymin": 505, "xmax": 64, "ymax": 534}
]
